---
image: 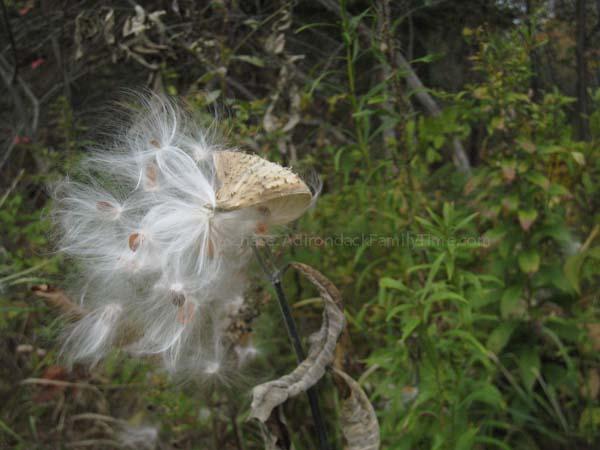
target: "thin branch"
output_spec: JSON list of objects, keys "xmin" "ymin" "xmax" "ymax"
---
[
  {"xmin": 317, "ymin": 0, "xmax": 471, "ymax": 173},
  {"xmin": 394, "ymin": 51, "xmax": 471, "ymax": 171},
  {"xmin": 0, "ymin": 0, "xmax": 18, "ymax": 83},
  {"xmin": 51, "ymin": 35, "xmax": 71, "ymax": 102},
  {"xmin": 0, "ymin": 168, "xmax": 24, "ymax": 208},
  {"xmin": 0, "ymin": 54, "xmax": 39, "ymax": 135}
]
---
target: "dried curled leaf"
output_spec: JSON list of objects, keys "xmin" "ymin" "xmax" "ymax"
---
[
  {"xmin": 249, "ymin": 263, "xmax": 345, "ymax": 422},
  {"xmin": 259, "ymin": 407, "xmax": 294, "ymax": 450},
  {"xmin": 31, "ymin": 285, "xmax": 85, "ymax": 319},
  {"xmin": 334, "ymin": 369, "xmax": 380, "ymax": 450}
]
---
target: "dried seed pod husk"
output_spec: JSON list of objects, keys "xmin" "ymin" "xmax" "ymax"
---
[
  {"xmin": 32, "ymin": 285, "xmax": 84, "ymax": 319},
  {"xmin": 213, "ymin": 151, "xmax": 312, "ymax": 225}
]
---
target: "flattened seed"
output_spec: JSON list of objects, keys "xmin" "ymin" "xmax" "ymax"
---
[
  {"xmin": 128, "ymin": 233, "xmax": 142, "ymax": 251},
  {"xmin": 170, "ymin": 291, "xmax": 186, "ymax": 307},
  {"xmin": 96, "ymin": 201, "xmax": 115, "ymax": 212}
]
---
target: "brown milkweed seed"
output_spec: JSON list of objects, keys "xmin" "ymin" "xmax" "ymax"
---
[
  {"xmin": 144, "ymin": 161, "xmax": 158, "ymax": 190},
  {"xmin": 170, "ymin": 291, "xmax": 186, "ymax": 307},
  {"xmin": 128, "ymin": 233, "xmax": 142, "ymax": 251},
  {"xmin": 96, "ymin": 201, "xmax": 115, "ymax": 212}
]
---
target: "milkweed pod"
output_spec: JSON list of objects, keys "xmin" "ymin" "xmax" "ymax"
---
[{"xmin": 213, "ymin": 151, "xmax": 312, "ymax": 225}]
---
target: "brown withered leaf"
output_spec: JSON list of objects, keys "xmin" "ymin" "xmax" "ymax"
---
[
  {"xmin": 580, "ymin": 369, "xmax": 600, "ymax": 400},
  {"xmin": 259, "ymin": 407, "xmax": 293, "ymax": 450},
  {"xmin": 33, "ymin": 365, "xmax": 70, "ymax": 403},
  {"xmin": 249, "ymin": 263, "xmax": 345, "ymax": 422},
  {"xmin": 31, "ymin": 285, "xmax": 84, "ymax": 318},
  {"xmin": 333, "ymin": 369, "xmax": 380, "ymax": 450},
  {"xmin": 586, "ymin": 323, "xmax": 600, "ymax": 352}
]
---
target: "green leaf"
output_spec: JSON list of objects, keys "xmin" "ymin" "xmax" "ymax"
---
[
  {"xmin": 231, "ymin": 55, "xmax": 265, "ymax": 67},
  {"xmin": 419, "ymin": 252, "xmax": 446, "ymax": 302},
  {"xmin": 203, "ymin": 89, "xmax": 221, "ymax": 105},
  {"xmin": 449, "ymin": 330, "xmax": 493, "ymax": 368},
  {"xmin": 443, "ymin": 202, "xmax": 453, "ymax": 226},
  {"xmin": 487, "ymin": 322, "xmax": 517, "ymax": 354},
  {"xmin": 454, "ymin": 212, "xmax": 479, "ymax": 231},
  {"xmin": 446, "ymin": 256, "xmax": 455, "ymax": 280},
  {"xmin": 518, "ymin": 209, "xmax": 538, "ymax": 231},
  {"xmin": 500, "ymin": 285, "xmax": 526, "ymax": 319},
  {"xmin": 501, "ymin": 194, "xmax": 519, "ymax": 212},
  {"xmin": 518, "ymin": 347, "xmax": 541, "ymax": 391},
  {"xmin": 462, "ymin": 384, "xmax": 504, "ymax": 409},
  {"xmin": 564, "ymin": 253, "xmax": 585, "ymax": 294},
  {"xmin": 427, "ymin": 291, "xmax": 469, "ymax": 305},
  {"xmin": 401, "ymin": 316, "xmax": 421, "ymax": 341},
  {"xmin": 455, "ymin": 426, "xmax": 479, "ymax": 450},
  {"xmin": 526, "ymin": 172, "xmax": 551, "ymax": 190},
  {"xmin": 571, "ymin": 151, "xmax": 585, "ymax": 165},
  {"xmin": 579, "ymin": 407, "xmax": 600, "ymax": 433},
  {"xmin": 379, "ymin": 277, "xmax": 409, "ymax": 292},
  {"xmin": 385, "ymin": 304, "xmax": 415, "ymax": 321},
  {"xmin": 484, "ymin": 226, "xmax": 507, "ymax": 245},
  {"xmin": 548, "ymin": 183, "xmax": 570, "ymax": 198},
  {"xmin": 518, "ymin": 249, "xmax": 540, "ymax": 274}
]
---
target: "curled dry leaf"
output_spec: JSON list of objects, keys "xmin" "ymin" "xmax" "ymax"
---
[
  {"xmin": 259, "ymin": 407, "xmax": 294, "ymax": 450},
  {"xmin": 249, "ymin": 262, "xmax": 345, "ymax": 422},
  {"xmin": 333, "ymin": 369, "xmax": 380, "ymax": 450},
  {"xmin": 33, "ymin": 365, "xmax": 71, "ymax": 403},
  {"xmin": 31, "ymin": 285, "xmax": 84, "ymax": 318}
]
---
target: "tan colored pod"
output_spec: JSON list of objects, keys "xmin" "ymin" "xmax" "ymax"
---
[{"xmin": 213, "ymin": 151, "xmax": 312, "ymax": 225}]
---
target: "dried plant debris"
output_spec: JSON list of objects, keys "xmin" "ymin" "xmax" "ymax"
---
[
  {"xmin": 31, "ymin": 284, "xmax": 84, "ymax": 318},
  {"xmin": 334, "ymin": 369, "xmax": 380, "ymax": 450},
  {"xmin": 213, "ymin": 150, "xmax": 312, "ymax": 224},
  {"xmin": 249, "ymin": 263, "xmax": 345, "ymax": 422},
  {"xmin": 259, "ymin": 407, "xmax": 294, "ymax": 450}
]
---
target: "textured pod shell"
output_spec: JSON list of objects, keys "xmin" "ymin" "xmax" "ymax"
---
[{"xmin": 214, "ymin": 151, "xmax": 312, "ymax": 225}]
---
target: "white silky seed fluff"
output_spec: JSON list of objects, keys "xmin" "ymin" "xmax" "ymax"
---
[{"xmin": 53, "ymin": 94, "xmax": 313, "ymax": 377}]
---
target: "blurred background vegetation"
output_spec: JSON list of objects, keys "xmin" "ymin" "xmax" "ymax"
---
[{"xmin": 1, "ymin": 0, "xmax": 599, "ymax": 449}]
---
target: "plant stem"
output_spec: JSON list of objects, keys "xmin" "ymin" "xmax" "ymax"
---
[{"xmin": 252, "ymin": 245, "xmax": 330, "ymax": 450}]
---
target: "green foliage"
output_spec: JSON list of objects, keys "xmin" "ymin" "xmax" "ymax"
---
[{"xmin": 305, "ymin": 22, "xmax": 600, "ymax": 450}]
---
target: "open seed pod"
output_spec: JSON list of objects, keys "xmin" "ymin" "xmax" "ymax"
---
[{"xmin": 213, "ymin": 151, "xmax": 313, "ymax": 225}]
